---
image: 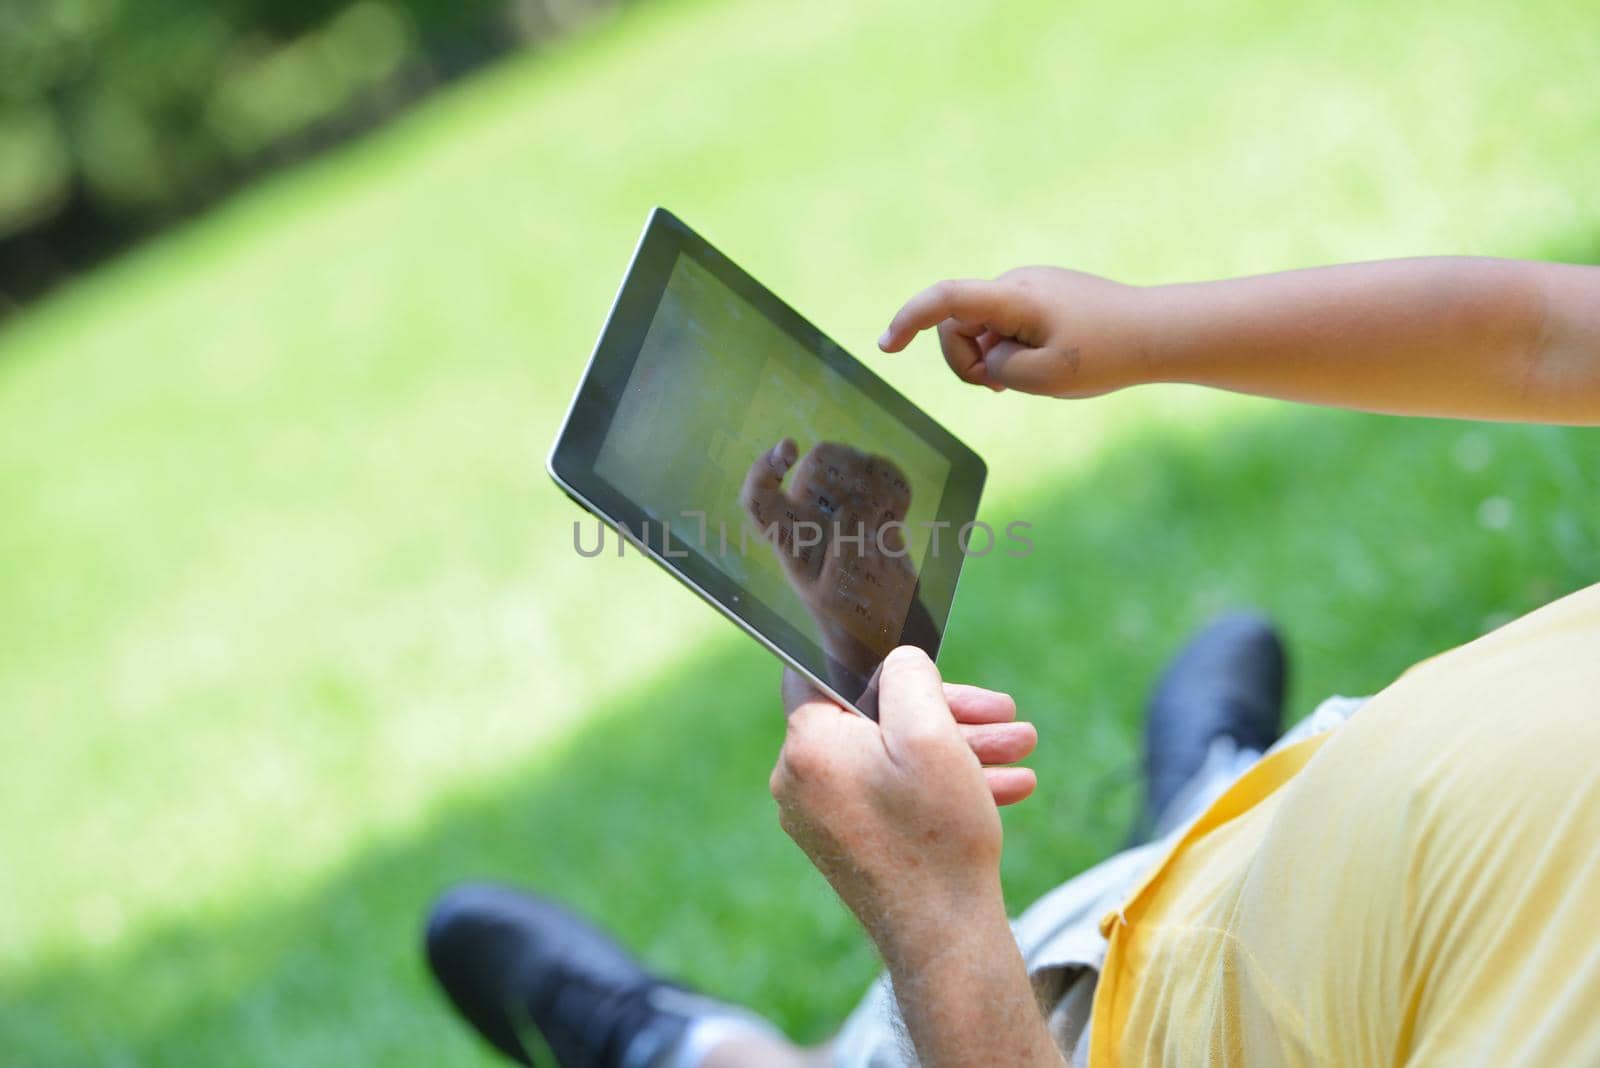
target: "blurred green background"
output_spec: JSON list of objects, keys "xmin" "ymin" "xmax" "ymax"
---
[
  {"xmin": 0, "ymin": 0, "xmax": 617, "ymax": 304},
  {"xmin": 1, "ymin": 0, "xmax": 1597, "ymax": 1063}
]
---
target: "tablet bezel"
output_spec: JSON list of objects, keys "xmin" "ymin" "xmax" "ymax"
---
[{"xmin": 548, "ymin": 207, "xmax": 986, "ymax": 717}]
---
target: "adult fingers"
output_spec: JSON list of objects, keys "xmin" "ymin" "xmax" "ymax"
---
[
  {"xmin": 944, "ymin": 683, "xmax": 1017, "ymax": 724},
  {"xmin": 879, "ymin": 279, "xmax": 1024, "ymax": 354},
  {"xmin": 773, "ymin": 674, "xmax": 851, "ymax": 782},
  {"xmin": 986, "ymin": 766, "xmax": 1038, "ymax": 806},
  {"xmin": 781, "ymin": 667, "xmax": 832, "ymax": 717},
  {"xmin": 770, "ymin": 696, "xmax": 843, "ymax": 808},
  {"xmin": 960, "ymin": 720, "xmax": 1037, "ymax": 765}
]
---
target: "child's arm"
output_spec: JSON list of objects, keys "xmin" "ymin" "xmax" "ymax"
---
[{"xmin": 878, "ymin": 257, "xmax": 1600, "ymax": 424}]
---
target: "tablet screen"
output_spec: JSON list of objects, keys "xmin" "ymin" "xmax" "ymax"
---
[{"xmin": 551, "ymin": 210, "xmax": 985, "ymax": 715}]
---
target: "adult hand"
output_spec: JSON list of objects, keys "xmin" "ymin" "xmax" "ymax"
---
[
  {"xmin": 769, "ymin": 650, "xmax": 1036, "ymax": 945},
  {"xmin": 878, "ymin": 266, "xmax": 1151, "ymax": 398}
]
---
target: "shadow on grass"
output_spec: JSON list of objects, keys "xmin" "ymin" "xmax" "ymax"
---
[{"xmin": 4, "ymin": 405, "xmax": 1596, "ymax": 1066}]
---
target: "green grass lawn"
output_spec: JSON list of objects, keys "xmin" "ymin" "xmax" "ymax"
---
[{"xmin": 1, "ymin": 0, "xmax": 1598, "ymax": 1062}]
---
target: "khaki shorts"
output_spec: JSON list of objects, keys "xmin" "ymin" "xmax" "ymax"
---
[{"xmin": 830, "ymin": 696, "xmax": 1367, "ymax": 1068}]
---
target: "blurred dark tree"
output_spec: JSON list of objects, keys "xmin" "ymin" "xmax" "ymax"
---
[{"xmin": 0, "ymin": 0, "xmax": 616, "ymax": 310}]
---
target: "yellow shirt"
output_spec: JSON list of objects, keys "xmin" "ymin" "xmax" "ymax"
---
[{"xmin": 1090, "ymin": 583, "xmax": 1600, "ymax": 1067}]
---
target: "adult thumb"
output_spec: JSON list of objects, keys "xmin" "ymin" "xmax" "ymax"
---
[{"xmin": 876, "ymin": 646, "xmax": 956, "ymax": 749}]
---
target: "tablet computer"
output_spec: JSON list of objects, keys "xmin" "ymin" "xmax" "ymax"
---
[{"xmin": 548, "ymin": 208, "xmax": 986, "ymax": 718}]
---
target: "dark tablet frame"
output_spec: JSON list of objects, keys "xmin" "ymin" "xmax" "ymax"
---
[{"xmin": 548, "ymin": 207, "xmax": 986, "ymax": 717}]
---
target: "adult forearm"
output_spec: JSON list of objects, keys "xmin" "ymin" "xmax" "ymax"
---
[
  {"xmin": 1143, "ymin": 257, "xmax": 1600, "ymax": 423},
  {"xmin": 877, "ymin": 887, "xmax": 1065, "ymax": 1068}
]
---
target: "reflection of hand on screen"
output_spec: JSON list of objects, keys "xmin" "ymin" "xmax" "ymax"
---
[{"xmin": 741, "ymin": 438, "xmax": 926, "ymax": 681}]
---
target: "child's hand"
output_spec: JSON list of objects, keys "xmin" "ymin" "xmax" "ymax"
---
[{"xmin": 878, "ymin": 267, "xmax": 1151, "ymax": 398}]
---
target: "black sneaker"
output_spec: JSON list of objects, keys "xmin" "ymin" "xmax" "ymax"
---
[
  {"xmin": 1132, "ymin": 613, "xmax": 1287, "ymax": 843},
  {"xmin": 425, "ymin": 883, "xmax": 737, "ymax": 1068}
]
